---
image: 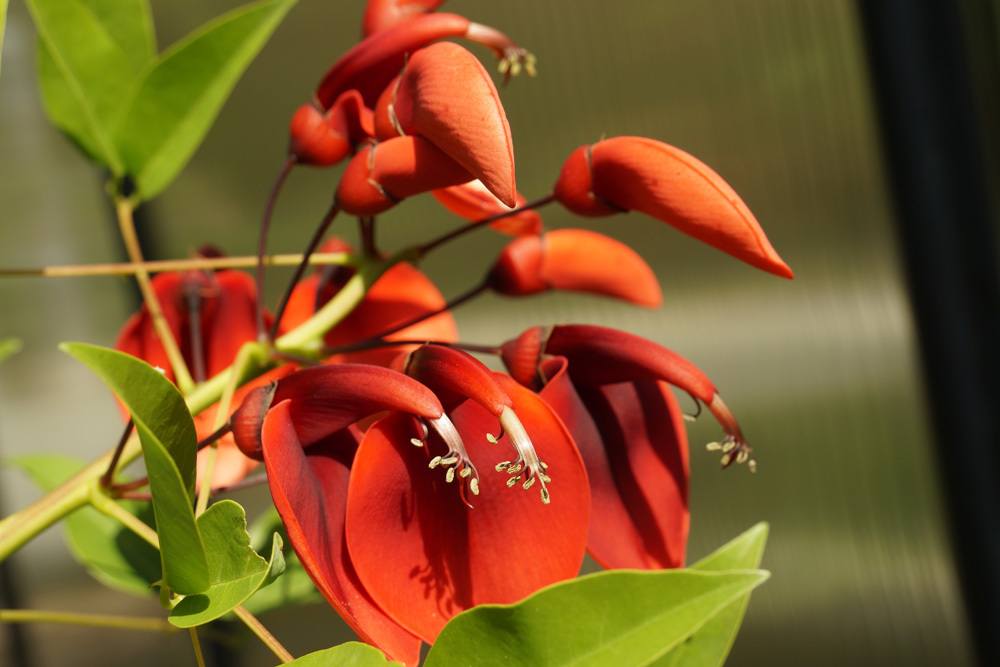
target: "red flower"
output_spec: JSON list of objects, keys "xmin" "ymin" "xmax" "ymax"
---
[
  {"xmin": 235, "ymin": 347, "xmax": 589, "ymax": 662},
  {"xmin": 115, "ymin": 266, "xmax": 276, "ymax": 486},
  {"xmin": 501, "ymin": 324, "xmax": 753, "ymax": 570},
  {"xmin": 553, "ymin": 136, "xmax": 793, "ymax": 278},
  {"xmin": 362, "ymin": 0, "xmax": 444, "ymax": 37},
  {"xmin": 488, "ymin": 228, "xmax": 662, "ymax": 307},
  {"xmin": 288, "ymin": 91, "xmax": 374, "ymax": 167}
]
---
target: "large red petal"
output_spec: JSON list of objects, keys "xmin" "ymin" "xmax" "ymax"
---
[
  {"xmin": 539, "ymin": 359, "xmax": 689, "ymax": 569},
  {"xmin": 262, "ymin": 401, "xmax": 421, "ymax": 665},
  {"xmin": 204, "ymin": 271, "xmax": 259, "ymax": 378},
  {"xmin": 432, "ymin": 180, "xmax": 542, "ymax": 236},
  {"xmin": 345, "ymin": 379, "xmax": 589, "ymax": 642},
  {"xmin": 115, "ymin": 272, "xmax": 186, "ymax": 384}
]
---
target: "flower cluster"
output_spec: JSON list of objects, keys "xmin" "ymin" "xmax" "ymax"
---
[{"xmin": 114, "ymin": 1, "xmax": 791, "ymax": 663}]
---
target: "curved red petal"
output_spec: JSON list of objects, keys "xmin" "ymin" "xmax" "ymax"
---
[
  {"xmin": 288, "ymin": 103, "xmax": 350, "ymax": 167},
  {"xmin": 336, "ymin": 136, "xmax": 472, "ymax": 215},
  {"xmin": 114, "ymin": 272, "xmax": 186, "ymax": 384},
  {"xmin": 317, "ymin": 13, "xmax": 472, "ymax": 107},
  {"xmin": 404, "ymin": 344, "xmax": 511, "ymax": 414},
  {"xmin": 394, "ymin": 42, "xmax": 516, "ymax": 206},
  {"xmin": 345, "ymin": 380, "xmax": 589, "ymax": 642},
  {"xmin": 432, "ymin": 180, "xmax": 542, "ymax": 236},
  {"xmin": 489, "ymin": 229, "xmax": 662, "ymax": 306},
  {"xmin": 362, "ymin": 0, "xmax": 445, "ymax": 37},
  {"xmin": 262, "ymin": 401, "xmax": 421, "ymax": 665}
]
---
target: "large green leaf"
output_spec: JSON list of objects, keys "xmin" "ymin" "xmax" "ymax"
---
[
  {"xmin": 654, "ymin": 524, "xmax": 770, "ymax": 667},
  {"xmin": 0, "ymin": 0, "xmax": 8, "ymax": 74},
  {"xmin": 8, "ymin": 455, "xmax": 160, "ymax": 596},
  {"xmin": 425, "ymin": 569, "xmax": 769, "ymax": 667},
  {"xmin": 115, "ymin": 0, "xmax": 295, "ymax": 200},
  {"xmin": 285, "ymin": 643, "xmax": 399, "ymax": 666},
  {"xmin": 169, "ymin": 500, "xmax": 284, "ymax": 628},
  {"xmin": 0, "ymin": 338, "xmax": 21, "ymax": 365},
  {"xmin": 26, "ymin": 0, "xmax": 143, "ymax": 171},
  {"xmin": 62, "ymin": 342, "xmax": 209, "ymax": 595}
]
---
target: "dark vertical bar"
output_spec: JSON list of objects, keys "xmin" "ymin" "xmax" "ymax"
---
[{"xmin": 857, "ymin": 3, "xmax": 1000, "ymax": 666}]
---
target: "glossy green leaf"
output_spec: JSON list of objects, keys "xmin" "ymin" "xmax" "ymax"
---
[
  {"xmin": 654, "ymin": 524, "xmax": 770, "ymax": 667},
  {"xmin": 0, "ymin": 0, "xmax": 8, "ymax": 74},
  {"xmin": 170, "ymin": 500, "xmax": 284, "ymax": 627},
  {"xmin": 8, "ymin": 455, "xmax": 160, "ymax": 596},
  {"xmin": 425, "ymin": 569, "xmax": 769, "ymax": 667},
  {"xmin": 285, "ymin": 642, "xmax": 399, "ymax": 666},
  {"xmin": 115, "ymin": 0, "xmax": 295, "ymax": 200},
  {"xmin": 0, "ymin": 338, "xmax": 21, "ymax": 365},
  {"xmin": 62, "ymin": 342, "xmax": 209, "ymax": 595},
  {"xmin": 26, "ymin": 0, "xmax": 141, "ymax": 171},
  {"xmin": 243, "ymin": 508, "xmax": 321, "ymax": 614}
]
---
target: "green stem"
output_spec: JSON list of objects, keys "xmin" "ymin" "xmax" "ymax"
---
[
  {"xmin": 115, "ymin": 198, "xmax": 195, "ymax": 394},
  {"xmin": 195, "ymin": 342, "xmax": 260, "ymax": 515},
  {"xmin": 90, "ymin": 488, "xmax": 158, "ymax": 548},
  {"xmin": 189, "ymin": 627, "xmax": 207, "ymax": 667},
  {"xmin": 0, "ymin": 609, "xmax": 177, "ymax": 633},
  {"xmin": 233, "ymin": 606, "xmax": 294, "ymax": 663}
]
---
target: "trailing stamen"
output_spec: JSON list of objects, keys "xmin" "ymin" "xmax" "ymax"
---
[
  {"xmin": 496, "ymin": 406, "xmax": 551, "ymax": 504},
  {"xmin": 706, "ymin": 394, "xmax": 757, "ymax": 473},
  {"xmin": 427, "ymin": 414, "xmax": 480, "ymax": 500}
]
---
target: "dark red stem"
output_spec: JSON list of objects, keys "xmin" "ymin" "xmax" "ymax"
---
[
  {"xmin": 418, "ymin": 193, "xmax": 556, "ymax": 256},
  {"xmin": 255, "ymin": 156, "xmax": 297, "ymax": 341}
]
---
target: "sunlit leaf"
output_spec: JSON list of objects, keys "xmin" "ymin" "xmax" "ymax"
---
[
  {"xmin": 653, "ymin": 523, "xmax": 769, "ymax": 667},
  {"xmin": 0, "ymin": 338, "xmax": 21, "ymax": 365},
  {"xmin": 115, "ymin": 0, "xmax": 295, "ymax": 200},
  {"xmin": 425, "ymin": 569, "xmax": 769, "ymax": 667},
  {"xmin": 285, "ymin": 642, "xmax": 399, "ymax": 666},
  {"xmin": 0, "ymin": 0, "xmax": 9, "ymax": 74},
  {"xmin": 8, "ymin": 455, "xmax": 160, "ymax": 596},
  {"xmin": 26, "ymin": 0, "xmax": 141, "ymax": 171},
  {"xmin": 170, "ymin": 500, "xmax": 284, "ymax": 627},
  {"xmin": 62, "ymin": 342, "xmax": 209, "ymax": 595}
]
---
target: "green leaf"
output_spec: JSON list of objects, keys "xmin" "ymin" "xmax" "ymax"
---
[
  {"xmin": 0, "ymin": 0, "xmax": 9, "ymax": 74},
  {"xmin": 169, "ymin": 500, "xmax": 285, "ymax": 628},
  {"xmin": 425, "ymin": 569, "xmax": 769, "ymax": 667},
  {"xmin": 653, "ymin": 524, "xmax": 769, "ymax": 667},
  {"xmin": 8, "ymin": 455, "xmax": 160, "ymax": 596},
  {"xmin": 62, "ymin": 342, "xmax": 209, "ymax": 595},
  {"xmin": 0, "ymin": 338, "xmax": 21, "ymax": 365},
  {"xmin": 285, "ymin": 642, "xmax": 399, "ymax": 666},
  {"xmin": 115, "ymin": 0, "xmax": 295, "ymax": 200},
  {"xmin": 243, "ymin": 508, "xmax": 321, "ymax": 614},
  {"xmin": 26, "ymin": 0, "xmax": 144, "ymax": 171}
]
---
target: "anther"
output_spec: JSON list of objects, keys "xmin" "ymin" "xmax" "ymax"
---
[
  {"xmin": 445, "ymin": 467, "xmax": 456, "ymax": 483},
  {"xmin": 706, "ymin": 441, "xmax": 722, "ymax": 452},
  {"xmin": 540, "ymin": 488, "xmax": 551, "ymax": 504},
  {"xmin": 428, "ymin": 456, "xmax": 443, "ymax": 469},
  {"xmin": 470, "ymin": 478, "xmax": 480, "ymax": 495},
  {"xmin": 720, "ymin": 452, "xmax": 733, "ymax": 467},
  {"xmin": 722, "ymin": 441, "xmax": 737, "ymax": 453},
  {"xmin": 410, "ymin": 438, "xmax": 424, "ymax": 448},
  {"xmin": 495, "ymin": 461, "xmax": 511, "ymax": 472},
  {"xmin": 506, "ymin": 476, "xmax": 519, "ymax": 488},
  {"xmin": 736, "ymin": 450, "xmax": 749, "ymax": 464},
  {"xmin": 748, "ymin": 459, "xmax": 758, "ymax": 473},
  {"xmin": 522, "ymin": 477, "xmax": 536, "ymax": 490}
]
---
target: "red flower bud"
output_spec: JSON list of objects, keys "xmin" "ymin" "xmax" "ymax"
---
[
  {"xmin": 432, "ymin": 180, "xmax": 542, "ymax": 236},
  {"xmin": 488, "ymin": 229, "xmax": 662, "ymax": 306},
  {"xmin": 335, "ymin": 135, "xmax": 472, "ymax": 215},
  {"xmin": 553, "ymin": 136, "xmax": 793, "ymax": 278},
  {"xmin": 288, "ymin": 92, "xmax": 375, "ymax": 166},
  {"xmin": 381, "ymin": 42, "xmax": 516, "ymax": 206},
  {"xmin": 362, "ymin": 0, "xmax": 444, "ymax": 37}
]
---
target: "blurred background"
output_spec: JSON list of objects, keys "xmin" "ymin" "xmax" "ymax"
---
[{"xmin": 0, "ymin": 0, "xmax": 983, "ymax": 664}]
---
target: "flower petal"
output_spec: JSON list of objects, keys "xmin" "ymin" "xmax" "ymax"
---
[
  {"xmin": 203, "ymin": 271, "xmax": 259, "ymax": 377},
  {"xmin": 489, "ymin": 229, "xmax": 662, "ymax": 306},
  {"xmin": 540, "ymin": 359, "xmax": 688, "ymax": 568},
  {"xmin": 345, "ymin": 378, "xmax": 590, "ymax": 642},
  {"xmin": 432, "ymin": 180, "xmax": 542, "ymax": 236},
  {"xmin": 403, "ymin": 344, "xmax": 511, "ymax": 414},
  {"xmin": 262, "ymin": 401, "xmax": 421, "ymax": 665},
  {"xmin": 362, "ymin": 0, "xmax": 444, "ymax": 37},
  {"xmin": 554, "ymin": 136, "xmax": 793, "ymax": 278},
  {"xmin": 392, "ymin": 42, "xmax": 516, "ymax": 206}
]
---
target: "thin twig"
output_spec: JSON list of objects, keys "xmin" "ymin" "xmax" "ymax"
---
[
  {"xmin": 0, "ymin": 609, "xmax": 177, "ymax": 633},
  {"xmin": 115, "ymin": 198, "xmax": 195, "ymax": 394},
  {"xmin": 418, "ymin": 194, "xmax": 556, "ymax": 255},
  {"xmin": 269, "ymin": 204, "xmax": 340, "ymax": 340},
  {"xmin": 99, "ymin": 420, "xmax": 135, "ymax": 489},
  {"xmin": 0, "ymin": 252, "xmax": 353, "ymax": 279},
  {"xmin": 189, "ymin": 628, "xmax": 207, "ymax": 667},
  {"xmin": 232, "ymin": 606, "xmax": 294, "ymax": 663},
  {"xmin": 255, "ymin": 157, "xmax": 297, "ymax": 339}
]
